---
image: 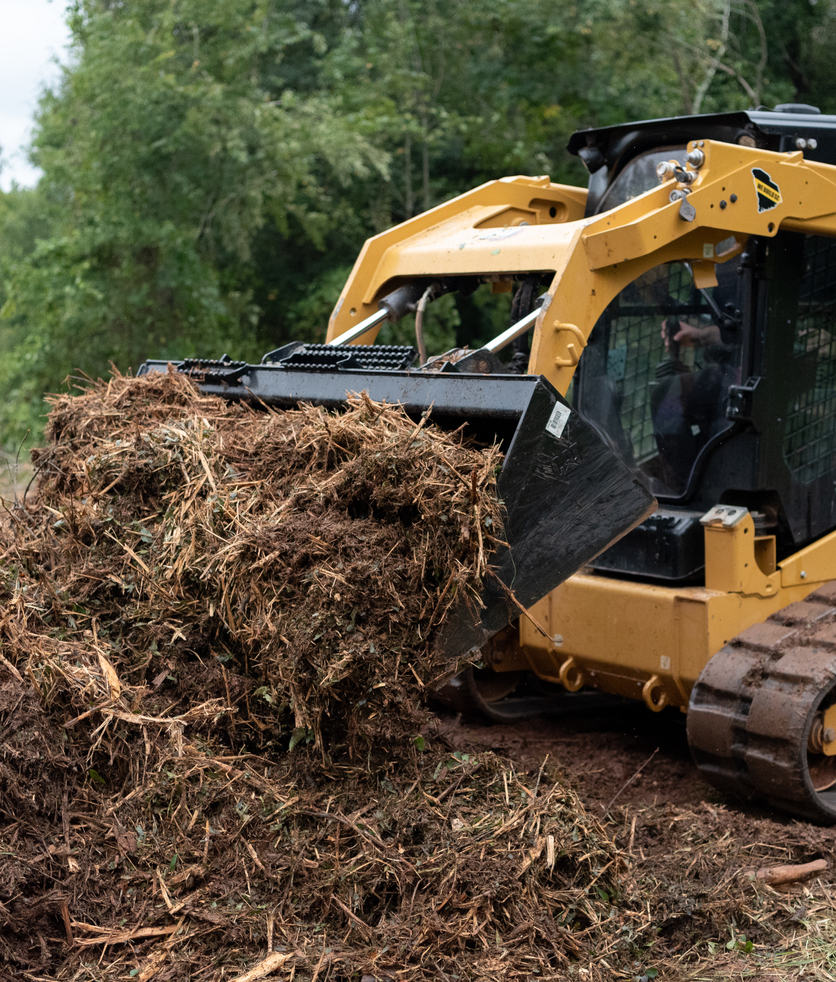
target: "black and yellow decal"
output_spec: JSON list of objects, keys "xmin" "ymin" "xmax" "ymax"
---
[{"xmin": 752, "ymin": 167, "xmax": 782, "ymax": 213}]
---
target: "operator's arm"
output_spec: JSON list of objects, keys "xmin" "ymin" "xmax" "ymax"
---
[{"xmin": 662, "ymin": 321, "xmax": 722, "ymax": 349}]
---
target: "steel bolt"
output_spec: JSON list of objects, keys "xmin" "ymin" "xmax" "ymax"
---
[
  {"xmin": 796, "ymin": 137, "xmax": 808, "ymax": 150},
  {"xmin": 686, "ymin": 148, "xmax": 705, "ymax": 168},
  {"xmin": 656, "ymin": 160, "xmax": 677, "ymax": 181},
  {"xmin": 825, "ymin": 728, "xmax": 836, "ymax": 744}
]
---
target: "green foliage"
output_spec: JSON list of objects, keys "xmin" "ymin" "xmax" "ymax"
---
[
  {"xmin": 1, "ymin": 0, "xmax": 378, "ymax": 447},
  {"xmin": 282, "ymin": 264, "xmax": 355, "ymax": 345},
  {"xmin": 377, "ymin": 292, "xmax": 460, "ymax": 354},
  {"xmin": 727, "ymin": 930, "xmax": 755, "ymax": 954},
  {"xmin": 1, "ymin": 0, "xmax": 836, "ymax": 448}
]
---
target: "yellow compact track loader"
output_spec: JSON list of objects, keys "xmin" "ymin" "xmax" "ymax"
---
[{"xmin": 143, "ymin": 103, "xmax": 836, "ymax": 822}]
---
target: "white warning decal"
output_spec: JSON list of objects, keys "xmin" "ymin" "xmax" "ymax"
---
[{"xmin": 546, "ymin": 401, "xmax": 571, "ymax": 440}]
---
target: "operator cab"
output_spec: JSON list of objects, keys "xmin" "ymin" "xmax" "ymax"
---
[
  {"xmin": 579, "ymin": 147, "xmax": 744, "ymax": 499},
  {"xmin": 567, "ymin": 107, "xmax": 836, "ymax": 583}
]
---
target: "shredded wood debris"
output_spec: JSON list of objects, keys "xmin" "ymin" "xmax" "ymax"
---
[
  {"xmin": 0, "ymin": 371, "xmax": 626, "ymax": 980},
  {"xmin": 2, "ymin": 369, "xmax": 835, "ymax": 981}
]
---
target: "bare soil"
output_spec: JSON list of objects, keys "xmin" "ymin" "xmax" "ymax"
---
[
  {"xmin": 440, "ymin": 701, "xmax": 836, "ymax": 980},
  {"xmin": 439, "ymin": 700, "xmax": 709, "ymax": 812}
]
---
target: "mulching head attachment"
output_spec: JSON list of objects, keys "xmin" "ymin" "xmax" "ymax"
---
[{"xmin": 140, "ymin": 352, "xmax": 655, "ymax": 661}]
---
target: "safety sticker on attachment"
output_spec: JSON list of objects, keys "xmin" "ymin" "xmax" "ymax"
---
[
  {"xmin": 545, "ymin": 401, "xmax": 571, "ymax": 440},
  {"xmin": 752, "ymin": 168, "xmax": 782, "ymax": 213}
]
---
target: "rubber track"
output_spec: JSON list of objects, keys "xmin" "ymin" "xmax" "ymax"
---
[{"xmin": 688, "ymin": 580, "xmax": 836, "ymax": 822}]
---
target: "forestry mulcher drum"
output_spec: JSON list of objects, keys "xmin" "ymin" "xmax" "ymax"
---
[{"xmin": 144, "ymin": 104, "xmax": 836, "ymax": 822}]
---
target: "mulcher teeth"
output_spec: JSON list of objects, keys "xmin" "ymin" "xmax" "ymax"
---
[{"xmin": 262, "ymin": 343, "xmax": 417, "ymax": 372}]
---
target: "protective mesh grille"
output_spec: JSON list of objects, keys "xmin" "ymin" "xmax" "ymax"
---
[
  {"xmin": 609, "ymin": 263, "xmax": 705, "ymax": 462},
  {"xmin": 783, "ymin": 237, "xmax": 836, "ymax": 484},
  {"xmin": 609, "ymin": 313, "xmax": 666, "ymax": 461}
]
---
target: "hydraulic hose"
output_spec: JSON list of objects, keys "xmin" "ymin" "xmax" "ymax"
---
[{"xmin": 414, "ymin": 284, "xmax": 434, "ymax": 365}]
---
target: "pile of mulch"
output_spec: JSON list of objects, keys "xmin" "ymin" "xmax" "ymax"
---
[
  {"xmin": 11, "ymin": 369, "xmax": 508, "ymax": 759},
  {"xmin": 0, "ymin": 371, "xmax": 650, "ymax": 980}
]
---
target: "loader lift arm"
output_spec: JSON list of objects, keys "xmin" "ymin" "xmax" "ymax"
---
[{"xmin": 326, "ymin": 139, "xmax": 836, "ymax": 395}]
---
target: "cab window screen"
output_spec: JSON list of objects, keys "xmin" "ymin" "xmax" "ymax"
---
[
  {"xmin": 783, "ymin": 236, "xmax": 836, "ymax": 484},
  {"xmin": 579, "ymin": 260, "xmax": 742, "ymax": 496}
]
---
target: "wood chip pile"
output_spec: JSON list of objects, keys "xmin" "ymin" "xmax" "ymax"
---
[{"xmin": 0, "ymin": 372, "xmax": 644, "ymax": 980}]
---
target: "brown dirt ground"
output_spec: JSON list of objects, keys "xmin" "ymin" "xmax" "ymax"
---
[
  {"xmin": 438, "ymin": 700, "xmax": 836, "ymax": 980},
  {"xmin": 438, "ymin": 700, "xmax": 710, "ymax": 812}
]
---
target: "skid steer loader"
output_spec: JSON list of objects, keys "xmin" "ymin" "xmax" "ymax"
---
[{"xmin": 143, "ymin": 103, "xmax": 836, "ymax": 822}]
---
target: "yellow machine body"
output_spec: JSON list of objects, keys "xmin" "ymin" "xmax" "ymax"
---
[
  {"xmin": 515, "ymin": 524, "xmax": 835, "ymax": 713},
  {"xmin": 325, "ymin": 139, "xmax": 836, "ymax": 710}
]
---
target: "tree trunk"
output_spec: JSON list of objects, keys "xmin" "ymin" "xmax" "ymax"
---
[
  {"xmin": 404, "ymin": 132, "xmax": 414, "ymax": 218},
  {"xmin": 422, "ymin": 113, "xmax": 430, "ymax": 212}
]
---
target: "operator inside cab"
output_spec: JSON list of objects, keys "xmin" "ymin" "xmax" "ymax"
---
[
  {"xmin": 651, "ymin": 258, "xmax": 743, "ymax": 492},
  {"xmin": 576, "ymin": 147, "xmax": 744, "ymax": 497}
]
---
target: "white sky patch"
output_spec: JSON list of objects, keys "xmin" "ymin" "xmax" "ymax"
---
[{"xmin": 0, "ymin": 0, "xmax": 72, "ymax": 192}]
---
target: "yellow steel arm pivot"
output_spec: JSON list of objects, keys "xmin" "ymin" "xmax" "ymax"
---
[{"xmin": 327, "ymin": 140, "xmax": 836, "ymax": 397}]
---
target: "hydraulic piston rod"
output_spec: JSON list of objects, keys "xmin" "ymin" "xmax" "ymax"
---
[
  {"xmin": 483, "ymin": 305, "xmax": 542, "ymax": 355},
  {"xmin": 327, "ymin": 307, "xmax": 390, "ymax": 347},
  {"xmin": 328, "ymin": 282, "xmax": 430, "ymax": 347}
]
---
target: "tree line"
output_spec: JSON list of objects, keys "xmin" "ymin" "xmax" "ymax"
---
[{"xmin": 1, "ymin": 0, "xmax": 834, "ymax": 448}]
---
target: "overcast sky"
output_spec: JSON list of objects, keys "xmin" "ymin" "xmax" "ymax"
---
[{"xmin": 0, "ymin": 0, "xmax": 71, "ymax": 192}]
